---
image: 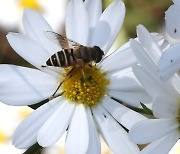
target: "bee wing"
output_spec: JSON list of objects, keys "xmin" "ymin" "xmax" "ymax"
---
[{"xmin": 45, "ymin": 31, "xmax": 82, "ymax": 49}]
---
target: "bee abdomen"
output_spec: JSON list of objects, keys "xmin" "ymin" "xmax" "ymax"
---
[
  {"xmin": 46, "ymin": 49, "xmax": 77, "ymax": 67},
  {"xmin": 46, "ymin": 51, "xmax": 65, "ymax": 67}
]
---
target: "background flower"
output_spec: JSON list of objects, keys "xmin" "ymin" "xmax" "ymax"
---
[{"xmin": 129, "ymin": 25, "xmax": 180, "ymax": 154}]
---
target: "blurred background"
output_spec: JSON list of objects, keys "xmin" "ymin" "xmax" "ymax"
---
[{"xmin": 0, "ymin": 0, "xmax": 178, "ymax": 154}]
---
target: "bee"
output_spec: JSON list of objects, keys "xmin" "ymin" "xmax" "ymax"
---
[
  {"xmin": 44, "ymin": 31, "xmax": 104, "ymax": 68},
  {"xmin": 43, "ymin": 31, "xmax": 104, "ymax": 97}
]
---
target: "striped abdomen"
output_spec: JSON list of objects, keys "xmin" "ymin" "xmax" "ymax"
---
[
  {"xmin": 46, "ymin": 46, "xmax": 104, "ymax": 68},
  {"xmin": 46, "ymin": 48, "xmax": 76, "ymax": 68}
]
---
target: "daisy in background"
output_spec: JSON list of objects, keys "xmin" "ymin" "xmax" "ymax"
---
[
  {"xmin": 0, "ymin": 0, "xmax": 67, "ymax": 32},
  {"xmin": 0, "ymin": 0, "xmax": 153, "ymax": 153},
  {"xmin": 0, "ymin": 103, "xmax": 33, "ymax": 154},
  {"xmin": 128, "ymin": 25, "xmax": 180, "ymax": 154},
  {"xmin": 157, "ymin": 0, "xmax": 180, "ymax": 81}
]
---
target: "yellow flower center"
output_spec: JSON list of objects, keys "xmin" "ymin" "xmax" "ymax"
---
[
  {"xmin": 0, "ymin": 130, "xmax": 8, "ymax": 143},
  {"xmin": 19, "ymin": 0, "xmax": 42, "ymax": 11},
  {"xmin": 61, "ymin": 64, "xmax": 110, "ymax": 107}
]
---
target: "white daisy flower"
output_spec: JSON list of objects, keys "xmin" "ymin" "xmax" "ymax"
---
[
  {"xmin": 128, "ymin": 25, "xmax": 180, "ymax": 154},
  {"xmin": 157, "ymin": 0, "xmax": 180, "ymax": 81},
  {"xmin": 2, "ymin": 0, "xmax": 152, "ymax": 153},
  {"xmin": 165, "ymin": 0, "xmax": 180, "ymax": 39},
  {"xmin": 0, "ymin": 0, "xmax": 67, "ymax": 31}
]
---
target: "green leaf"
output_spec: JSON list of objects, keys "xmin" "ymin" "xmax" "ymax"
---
[{"xmin": 23, "ymin": 143, "xmax": 43, "ymax": 154}]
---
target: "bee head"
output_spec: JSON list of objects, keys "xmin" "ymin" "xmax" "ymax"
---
[{"xmin": 93, "ymin": 46, "xmax": 104, "ymax": 63}]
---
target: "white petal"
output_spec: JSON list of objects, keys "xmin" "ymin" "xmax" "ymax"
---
[
  {"xmin": 151, "ymin": 33, "xmax": 170, "ymax": 51},
  {"xmin": 89, "ymin": 0, "xmax": 125, "ymax": 53},
  {"xmin": 13, "ymin": 97, "xmax": 62, "ymax": 149},
  {"xmin": 171, "ymin": 74, "xmax": 180, "ymax": 93},
  {"xmin": 134, "ymin": 65, "xmax": 179, "ymax": 99},
  {"xmin": 152, "ymin": 96, "xmax": 179, "ymax": 119},
  {"xmin": 129, "ymin": 119, "xmax": 179, "ymax": 144},
  {"xmin": 109, "ymin": 89, "xmax": 152, "ymax": 107},
  {"xmin": 65, "ymin": 104, "xmax": 89, "ymax": 154},
  {"xmin": 84, "ymin": 0, "xmax": 102, "ymax": 27},
  {"xmin": 0, "ymin": 65, "xmax": 58, "ymax": 106},
  {"xmin": 158, "ymin": 43, "xmax": 180, "ymax": 80},
  {"xmin": 7, "ymin": 33, "xmax": 50, "ymax": 67},
  {"xmin": 140, "ymin": 131, "xmax": 179, "ymax": 154},
  {"xmin": 158, "ymin": 39, "xmax": 170, "ymax": 52},
  {"xmin": 132, "ymin": 65, "xmax": 169, "ymax": 98},
  {"xmin": 173, "ymin": 0, "xmax": 180, "ymax": 6},
  {"xmin": 37, "ymin": 101, "xmax": 75, "ymax": 147},
  {"xmin": 108, "ymin": 74, "xmax": 143, "ymax": 91},
  {"xmin": 165, "ymin": 4, "xmax": 180, "ymax": 39},
  {"xmin": 130, "ymin": 39, "xmax": 157, "ymax": 75},
  {"xmin": 100, "ymin": 41, "xmax": 137, "ymax": 72},
  {"xmin": 23, "ymin": 8, "xmax": 61, "ymax": 54},
  {"xmin": 101, "ymin": 96, "xmax": 147, "ymax": 130},
  {"xmin": 137, "ymin": 25, "xmax": 162, "ymax": 63},
  {"xmin": 86, "ymin": 107, "xmax": 101, "ymax": 154},
  {"xmin": 66, "ymin": 0, "xmax": 89, "ymax": 45},
  {"xmin": 93, "ymin": 105, "xmax": 139, "ymax": 154}
]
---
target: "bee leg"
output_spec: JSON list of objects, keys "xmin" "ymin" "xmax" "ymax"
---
[
  {"xmin": 52, "ymin": 82, "xmax": 64, "ymax": 97},
  {"xmin": 49, "ymin": 91, "xmax": 65, "ymax": 101},
  {"xmin": 88, "ymin": 64, "xmax": 92, "ymax": 68},
  {"xmin": 51, "ymin": 67, "xmax": 77, "ymax": 97},
  {"xmin": 66, "ymin": 66, "xmax": 77, "ymax": 77},
  {"xmin": 80, "ymin": 66, "xmax": 86, "ymax": 80}
]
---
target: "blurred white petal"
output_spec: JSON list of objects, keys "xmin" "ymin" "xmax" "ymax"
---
[
  {"xmin": 86, "ymin": 108, "xmax": 101, "ymax": 154},
  {"xmin": 0, "ymin": 65, "xmax": 58, "ymax": 106},
  {"xmin": 37, "ymin": 101, "xmax": 75, "ymax": 147},
  {"xmin": 130, "ymin": 39, "xmax": 157, "ymax": 76},
  {"xmin": 109, "ymin": 90, "xmax": 152, "ymax": 107},
  {"xmin": 141, "ymin": 131, "xmax": 179, "ymax": 154},
  {"xmin": 108, "ymin": 74, "xmax": 144, "ymax": 91},
  {"xmin": 100, "ymin": 41, "xmax": 137, "ymax": 72},
  {"xmin": 65, "ymin": 105, "xmax": 89, "ymax": 154},
  {"xmin": 152, "ymin": 96, "xmax": 178, "ymax": 119},
  {"xmin": 7, "ymin": 33, "xmax": 50, "ymax": 68},
  {"xmin": 13, "ymin": 97, "xmax": 62, "ymax": 149},
  {"xmin": 66, "ymin": 0, "xmax": 89, "ymax": 45},
  {"xmin": 89, "ymin": 0, "xmax": 125, "ymax": 53},
  {"xmin": 129, "ymin": 119, "xmax": 179, "ymax": 144},
  {"xmin": 93, "ymin": 105, "xmax": 139, "ymax": 154},
  {"xmin": 101, "ymin": 96, "xmax": 146, "ymax": 130},
  {"xmin": 23, "ymin": 9, "xmax": 62, "ymax": 54},
  {"xmin": 137, "ymin": 25, "xmax": 162, "ymax": 63},
  {"xmin": 84, "ymin": 0, "xmax": 102, "ymax": 27}
]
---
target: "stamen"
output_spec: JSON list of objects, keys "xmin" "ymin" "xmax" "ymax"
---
[{"xmin": 61, "ymin": 64, "xmax": 110, "ymax": 107}]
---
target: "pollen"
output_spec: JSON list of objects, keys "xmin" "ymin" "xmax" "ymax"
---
[{"xmin": 61, "ymin": 65, "xmax": 110, "ymax": 107}]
